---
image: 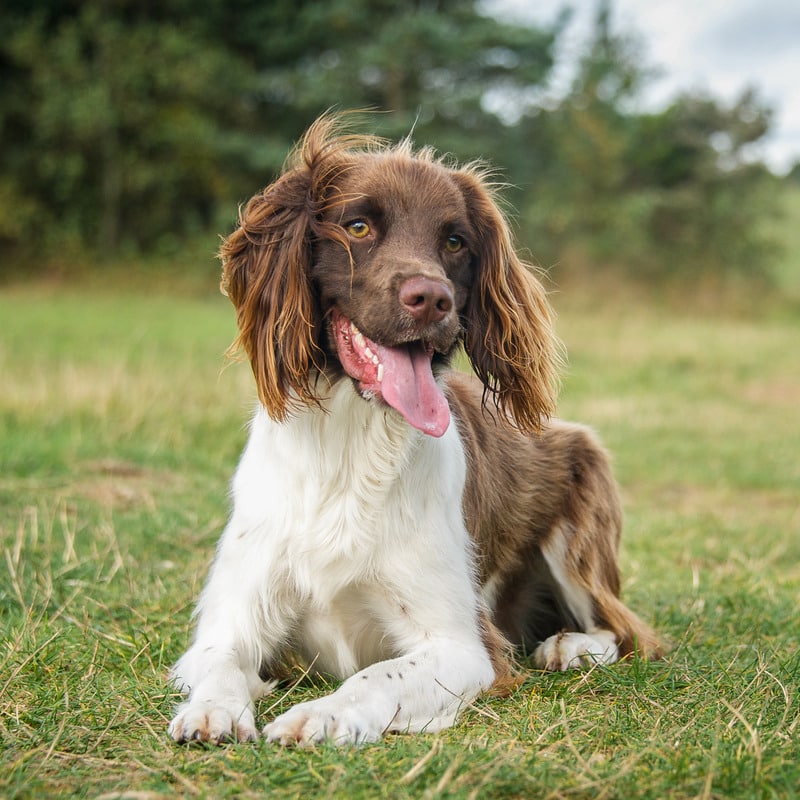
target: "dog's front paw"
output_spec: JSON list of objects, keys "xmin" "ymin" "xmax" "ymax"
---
[
  {"xmin": 169, "ymin": 699, "xmax": 258, "ymax": 744},
  {"xmin": 264, "ymin": 698, "xmax": 379, "ymax": 747},
  {"xmin": 534, "ymin": 631, "xmax": 619, "ymax": 671}
]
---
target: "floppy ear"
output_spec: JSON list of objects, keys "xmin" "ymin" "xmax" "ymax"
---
[
  {"xmin": 219, "ymin": 114, "xmax": 364, "ymax": 421},
  {"xmin": 453, "ymin": 168, "xmax": 561, "ymax": 433},
  {"xmin": 219, "ymin": 167, "xmax": 322, "ymax": 421}
]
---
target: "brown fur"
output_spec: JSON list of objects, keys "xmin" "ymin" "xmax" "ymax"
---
[
  {"xmin": 220, "ymin": 112, "xmax": 559, "ymax": 432},
  {"xmin": 220, "ymin": 112, "xmax": 662, "ymax": 688},
  {"xmin": 447, "ymin": 373, "xmax": 662, "ymax": 660}
]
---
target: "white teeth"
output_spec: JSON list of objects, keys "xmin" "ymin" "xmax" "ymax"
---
[{"xmin": 346, "ymin": 318, "xmax": 382, "ymax": 375}]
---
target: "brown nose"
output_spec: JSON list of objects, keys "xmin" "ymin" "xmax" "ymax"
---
[{"xmin": 399, "ymin": 277, "xmax": 454, "ymax": 326}]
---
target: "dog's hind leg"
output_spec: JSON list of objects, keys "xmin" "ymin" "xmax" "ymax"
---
[{"xmin": 531, "ymin": 521, "xmax": 662, "ymax": 670}]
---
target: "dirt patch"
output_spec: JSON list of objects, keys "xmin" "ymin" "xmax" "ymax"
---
[
  {"xmin": 69, "ymin": 459, "xmax": 170, "ymax": 510},
  {"xmin": 742, "ymin": 378, "xmax": 800, "ymax": 408}
]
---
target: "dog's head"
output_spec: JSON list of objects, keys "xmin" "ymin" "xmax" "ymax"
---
[{"xmin": 221, "ymin": 113, "xmax": 560, "ymax": 436}]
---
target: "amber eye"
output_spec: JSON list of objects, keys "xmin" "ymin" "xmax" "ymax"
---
[
  {"xmin": 346, "ymin": 220, "xmax": 371, "ymax": 239},
  {"xmin": 445, "ymin": 234, "xmax": 464, "ymax": 253}
]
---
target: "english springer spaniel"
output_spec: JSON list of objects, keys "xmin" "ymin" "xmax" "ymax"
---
[{"xmin": 168, "ymin": 113, "xmax": 661, "ymax": 747}]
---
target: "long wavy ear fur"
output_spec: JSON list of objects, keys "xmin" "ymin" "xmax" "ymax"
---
[
  {"xmin": 453, "ymin": 168, "xmax": 562, "ymax": 433},
  {"xmin": 219, "ymin": 113, "xmax": 377, "ymax": 420}
]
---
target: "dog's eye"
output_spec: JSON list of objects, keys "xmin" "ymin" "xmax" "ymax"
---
[
  {"xmin": 346, "ymin": 220, "xmax": 371, "ymax": 239},
  {"xmin": 444, "ymin": 235, "xmax": 464, "ymax": 253}
]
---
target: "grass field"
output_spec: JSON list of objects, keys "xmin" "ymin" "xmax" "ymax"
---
[{"xmin": 1, "ymin": 278, "xmax": 798, "ymax": 799}]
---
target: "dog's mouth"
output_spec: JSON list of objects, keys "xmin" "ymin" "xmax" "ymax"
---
[{"xmin": 331, "ymin": 309, "xmax": 451, "ymax": 437}]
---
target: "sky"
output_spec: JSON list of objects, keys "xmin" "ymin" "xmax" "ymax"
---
[{"xmin": 486, "ymin": 0, "xmax": 800, "ymax": 174}]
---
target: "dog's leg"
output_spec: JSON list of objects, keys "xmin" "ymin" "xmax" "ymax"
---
[
  {"xmin": 527, "ymin": 522, "xmax": 621, "ymax": 671},
  {"xmin": 168, "ymin": 530, "xmax": 292, "ymax": 744},
  {"xmin": 169, "ymin": 621, "xmax": 282, "ymax": 744},
  {"xmin": 168, "ymin": 647, "xmax": 269, "ymax": 743},
  {"xmin": 531, "ymin": 512, "xmax": 666, "ymax": 670},
  {"xmin": 263, "ymin": 640, "xmax": 494, "ymax": 746},
  {"xmin": 533, "ymin": 629, "xmax": 619, "ymax": 671}
]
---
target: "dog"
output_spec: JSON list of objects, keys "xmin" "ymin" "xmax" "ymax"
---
[{"xmin": 168, "ymin": 113, "xmax": 662, "ymax": 747}]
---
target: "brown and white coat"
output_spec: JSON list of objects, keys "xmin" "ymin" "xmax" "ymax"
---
[{"xmin": 168, "ymin": 114, "xmax": 662, "ymax": 747}]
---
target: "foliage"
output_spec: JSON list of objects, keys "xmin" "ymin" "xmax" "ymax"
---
[
  {"xmin": 627, "ymin": 91, "xmax": 778, "ymax": 277},
  {"xmin": 250, "ymin": 0, "xmax": 557, "ymax": 152},
  {"xmin": 0, "ymin": 0, "xmax": 557, "ymax": 262},
  {"xmin": 518, "ymin": 2, "xmax": 779, "ymax": 279},
  {"xmin": 763, "ymin": 183, "xmax": 800, "ymax": 302},
  {"xmin": 1, "ymin": 283, "xmax": 799, "ymax": 797},
  {"xmin": 0, "ymin": 0, "xmax": 262, "ymax": 256},
  {"xmin": 0, "ymin": 0, "xmax": 786, "ymax": 283}
]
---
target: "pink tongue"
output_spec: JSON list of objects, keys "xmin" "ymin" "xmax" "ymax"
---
[{"xmin": 375, "ymin": 342, "xmax": 451, "ymax": 437}]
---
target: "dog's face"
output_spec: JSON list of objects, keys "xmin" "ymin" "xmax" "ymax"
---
[
  {"xmin": 312, "ymin": 154, "xmax": 478, "ymax": 435},
  {"xmin": 220, "ymin": 114, "xmax": 560, "ymax": 436}
]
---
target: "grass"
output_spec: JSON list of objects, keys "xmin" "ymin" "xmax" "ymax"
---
[{"xmin": 1, "ymin": 277, "xmax": 798, "ymax": 799}]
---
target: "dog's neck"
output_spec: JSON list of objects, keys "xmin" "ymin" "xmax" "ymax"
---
[{"xmin": 263, "ymin": 378, "xmax": 431, "ymax": 476}]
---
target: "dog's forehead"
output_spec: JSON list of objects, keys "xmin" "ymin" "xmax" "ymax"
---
[{"xmin": 339, "ymin": 152, "xmax": 468, "ymax": 221}]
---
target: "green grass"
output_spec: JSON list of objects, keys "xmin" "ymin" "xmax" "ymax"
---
[{"xmin": 1, "ymin": 280, "xmax": 798, "ymax": 799}]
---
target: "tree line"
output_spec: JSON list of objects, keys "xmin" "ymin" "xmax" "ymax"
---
[{"xmin": 0, "ymin": 0, "xmax": 785, "ymax": 280}]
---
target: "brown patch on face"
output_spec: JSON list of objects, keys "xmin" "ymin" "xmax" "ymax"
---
[{"xmin": 312, "ymin": 152, "xmax": 474, "ymax": 355}]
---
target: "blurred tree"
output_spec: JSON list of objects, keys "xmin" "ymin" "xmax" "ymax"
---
[
  {"xmin": 518, "ymin": 0, "xmax": 777, "ymax": 279},
  {"xmin": 0, "ymin": 0, "xmax": 259, "ymax": 256},
  {"xmin": 243, "ymin": 0, "xmax": 557, "ymax": 157},
  {"xmin": 0, "ymin": 0, "xmax": 557, "ymax": 260},
  {"xmin": 511, "ymin": 0, "xmax": 653, "ymax": 265},
  {"xmin": 627, "ymin": 89, "xmax": 776, "ymax": 276}
]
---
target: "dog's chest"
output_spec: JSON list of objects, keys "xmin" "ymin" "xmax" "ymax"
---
[
  {"xmin": 239, "ymin": 397, "xmax": 433, "ymax": 561},
  {"xmin": 292, "ymin": 424, "xmax": 426, "ymax": 579},
  {"xmin": 226, "ymin": 399, "xmax": 475, "ymax": 676},
  {"xmin": 234, "ymin": 392, "xmax": 469, "ymax": 586},
  {"xmin": 294, "ymin": 583, "xmax": 398, "ymax": 676}
]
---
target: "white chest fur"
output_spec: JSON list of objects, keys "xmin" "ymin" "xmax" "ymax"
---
[{"xmin": 197, "ymin": 382, "xmax": 480, "ymax": 677}]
